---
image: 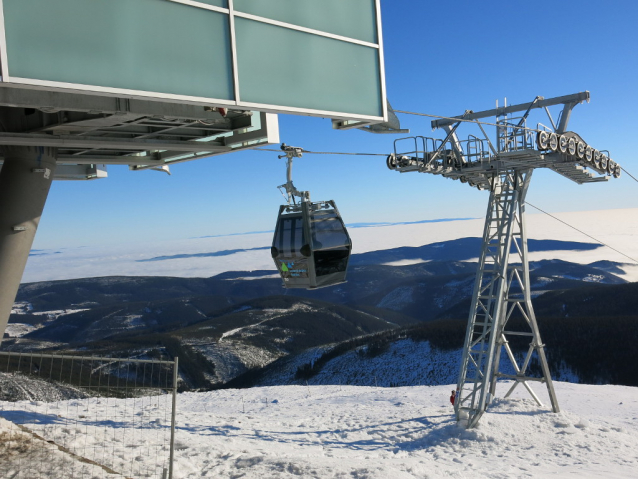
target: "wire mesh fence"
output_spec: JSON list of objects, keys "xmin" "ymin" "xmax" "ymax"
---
[{"xmin": 0, "ymin": 351, "xmax": 178, "ymax": 479}]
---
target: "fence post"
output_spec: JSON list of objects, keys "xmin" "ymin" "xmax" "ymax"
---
[{"xmin": 169, "ymin": 356, "xmax": 178, "ymax": 479}]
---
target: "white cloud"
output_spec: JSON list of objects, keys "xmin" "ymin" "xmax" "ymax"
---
[{"xmin": 22, "ymin": 208, "xmax": 638, "ymax": 283}]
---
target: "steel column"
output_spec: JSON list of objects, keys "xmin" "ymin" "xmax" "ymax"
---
[{"xmin": 0, "ymin": 146, "xmax": 57, "ymax": 342}]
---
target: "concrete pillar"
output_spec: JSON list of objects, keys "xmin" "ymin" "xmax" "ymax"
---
[{"xmin": 0, "ymin": 146, "xmax": 57, "ymax": 342}]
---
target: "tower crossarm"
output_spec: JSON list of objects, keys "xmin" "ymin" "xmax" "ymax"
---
[
  {"xmin": 388, "ymin": 143, "xmax": 617, "ymax": 186},
  {"xmin": 388, "ymin": 92, "xmax": 622, "ymax": 187},
  {"xmin": 431, "ymin": 91, "xmax": 590, "ymax": 129}
]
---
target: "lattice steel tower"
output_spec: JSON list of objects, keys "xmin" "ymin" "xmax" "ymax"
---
[{"xmin": 387, "ymin": 92, "xmax": 622, "ymax": 428}]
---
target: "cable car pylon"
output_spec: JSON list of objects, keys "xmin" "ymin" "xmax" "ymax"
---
[
  {"xmin": 271, "ymin": 144, "xmax": 352, "ymax": 289},
  {"xmin": 458, "ymin": 167, "xmax": 559, "ymax": 428},
  {"xmin": 387, "ymin": 91, "xmax": 622, "ymax": 427}
]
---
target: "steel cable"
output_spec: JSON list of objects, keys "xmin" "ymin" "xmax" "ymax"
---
[
  {"xmin": 526, "ymin": 202, "xmax": 638, "ymax": 264},
  {"xmin": 257, "ymin": 142, "xmax": 637, "ymax": 264},
  {"xmin": 256, "ymin": 147, "xmax": 386, "ymax": 156},
  {"xmin": 393, "ymin": 109, "xmax": 546, "ymax": 132},
  {"xmin": 620, "ymin": 166, "xmax": 638, "ymax": 183}
]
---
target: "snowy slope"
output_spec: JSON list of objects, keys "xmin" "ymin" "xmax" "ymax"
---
[
  {"xmin": 0, "ymin": 372, "xmax": 89, "ymax": 402},
  {"xmin": 22, "ymin": 208, "xmax": 638, "ymax": 283},
  {"xmin": 246, "ymin": 339, "xmax": 580, "ymax": 389},
  {"xmin": 2, "ymin": 382, "xmax": 637, "ymax": 478},
  {"xmin": 0, "ymin": 417, "xmax": 117, "ymax": 479},
  {"xmin": 172, "ymin": 382, "xmax": 638, "ymax": 479},
  {"xmin": 257, "ymin": 339, "xmax": 461, "ymax": 387}
]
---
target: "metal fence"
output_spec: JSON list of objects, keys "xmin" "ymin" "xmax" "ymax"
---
[{"xmin": 0, "ymin": 351, "xmax": 178, "ymax": 479}]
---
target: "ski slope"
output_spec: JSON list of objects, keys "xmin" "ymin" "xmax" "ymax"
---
[{"xmin": 2, "ymin": 382, "xmax": 637, "ymax": 478}]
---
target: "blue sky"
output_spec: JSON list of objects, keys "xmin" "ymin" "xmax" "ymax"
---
[{"xmin": 34, "ymin": 0, "xmax": 638, "ymax": 249}]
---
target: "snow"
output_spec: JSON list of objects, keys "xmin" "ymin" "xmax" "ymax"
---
[
  {"xmin": 2, "ymin": 382, "xmax": 637, "ymax": 478},
  {"xmin": 376, "ymin": 286, "xmax": 414, "ymax": 311},
  {"xmin": 434, "ymin": 278, "xmax": 475, "ymax": 309},
  {"xmin": 0, "ymin": 372, "xmax": 89, "ymax": 403},
  {"xmin": 4, "ymin": 323, "xmax": 37, "ymax": 338},
  {"xmin": 188, "ymin": 340, "xmax": 281, "ymax": 384},
  {"xmin": 7, "ymin": 209, "xmax": 638, "ymax": 476},
  {"xmin": 0, "ymin": 395, "xmax": 171, "ymax": 478},
  {"xmin": 0, "ymin": 417, "xmax": 118, "ymax": 479},
  {"xmin": 28, "ymin": 308, "xmax": 89, "ymax": 319},
  {"xmin": 261, "ymin": 339, "xmax": 460, "ymax": 388},
  {"xmin": 11, "ymin": 302, "xmax": 33, "ymax": 314},
  {"xmin": 22, "ymin": 208, "xmax": 638, "ymax": 283},
  {"xmin": 255, "ymin": 339, "xmax": 579, "ymax": 389},
  {"xmin": 7, "ymin": 308, "xmax": 90, "ymax": 338},
  {"xmin": 227, "ymin": 274, "xmax": 280, "ymax": 281},
  {"xmin": 582, "ymin": 274, "xmax": 606, "ymax": 282}
]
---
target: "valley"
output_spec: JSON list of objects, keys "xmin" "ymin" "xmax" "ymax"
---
[{"xmin": 5, "ymin": 237, "xmax": 637, "ymax": 391}]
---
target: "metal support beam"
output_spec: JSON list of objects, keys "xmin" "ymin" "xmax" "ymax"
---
[
  {"xmin": 432, "ymin": 91, "xmax": 590, "ymax": 129},
  {"xmin": 555, "ymin": 102, "xmax": 577, "ymax": 134},
  {"xmin": 0, "ymin": 84, "xmax": 233, "ymax": 122},
  {"xmin": 454, "ymin": 169, "xmax": 559, "ymax": 428},
  {"xmin": 441, "ymin": 124, "xmax": 466, "ymax": 165},
  {"xmin": 0, "ymin": 146, "xmax": 57, "ymax": 342},
  {"xmin": 0, "ymin": 132, "xmax": 231, "ymax": 152}
]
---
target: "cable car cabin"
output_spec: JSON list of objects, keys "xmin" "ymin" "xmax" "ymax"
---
[{"xmin": 271, "ymin": 200, "xmax": 352, "ymax": 289}]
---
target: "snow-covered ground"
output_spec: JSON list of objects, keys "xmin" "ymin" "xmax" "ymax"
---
[
  {"xmin": 187, "ymin": 339, "xmax": 282, "ymax": 384},
  {"xmin": 4, "ymin": 323, "xmax": 38, "ymax": 338},
  {"xmin": 22, "ymin": 208, "xmax": 638, "ymax": 283},
  {"xmin": 248, "ymin": 338, "xmax": 581, "ymax": 390},
  {"xmin": 6, "ymin": 307, "xmax": 90, "ymax": 338},
  {"xmin": 2, "ymin": 382, "xmax": 637, "ymax": 478},
  {"xmin": 0, "ymin": 417, "xmax": 116, "ymax": 479}
]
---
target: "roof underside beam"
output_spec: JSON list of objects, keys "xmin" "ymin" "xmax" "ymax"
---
[{"xmin": 0, "ymin": 132, "xmax": 230, "ymax": 153}]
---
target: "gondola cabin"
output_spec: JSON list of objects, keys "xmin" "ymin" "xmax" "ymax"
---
[{"xmin": 271, "ymin": 200, "xmax": 351, "ymax": 289}]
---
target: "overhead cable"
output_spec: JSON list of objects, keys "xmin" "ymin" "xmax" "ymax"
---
[
  {"xmin": 259, "ymin": 145, "xmax": 636, "ymax": 263},
  {"xmin": 258, "ymin": 120, "xmax": 637, "ymax": 185},
  {"xmin": 256, "ymin": 147, "xmax": 386, "ymax": 157},
  {"xmin": 394, "ymin": 109, "xmax": 546, "ymax": 133},
  {"xmin": 526, "ymin": 202, "xmax": 638, "ymax": 264},
  {"xmin": 620, "ymin": 166, "xmax": 638, "ymax": 183}
]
